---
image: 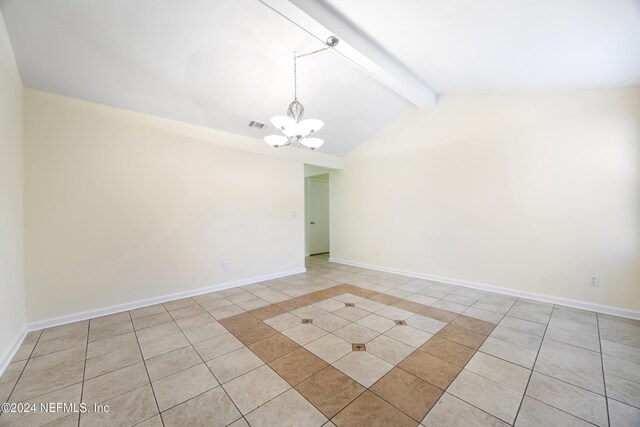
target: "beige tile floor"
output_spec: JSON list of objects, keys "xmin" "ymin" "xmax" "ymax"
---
[{"xmin": 1, "ymin": 254, "xmax": 639, "ymax": 426}]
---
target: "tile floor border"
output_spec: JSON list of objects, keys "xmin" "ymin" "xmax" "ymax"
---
[{"xmin": 215, "ymin": 283, "xmax": 509, "ymax": 425}]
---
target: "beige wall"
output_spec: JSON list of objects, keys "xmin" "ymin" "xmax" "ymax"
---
[
  {"xmin": 0, "ymin": 11, "xmax": 26, "ymax": 363},
  {"xmin": 332, "ymin": 88, "xmax": 640, "ymax": 312},
  {"xmin": 15, "ymin": 81, "xmax": 640, "ymax": 324},
  {"xmin": 24, "ymin": 89, "xmax": 341, "ymax": 322}
]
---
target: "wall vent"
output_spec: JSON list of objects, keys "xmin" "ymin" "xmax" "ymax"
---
[{"xmin": 248, "ymin": 121, "xmax": 265, "ymax": 129}]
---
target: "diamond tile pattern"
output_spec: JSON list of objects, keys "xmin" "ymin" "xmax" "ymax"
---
[
  {"xmin": 1, "ymin": 254, "xmax": 634, "ymax": 426},
  {"xmin": 295, "ymin": 366, "xmax": 365, "ymax": 418}
]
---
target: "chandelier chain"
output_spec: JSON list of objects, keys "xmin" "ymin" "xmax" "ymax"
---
[
  {"xmin": 295, "ymin": 45, "xmax": 332, "ymax": 59},
  {"xmin": 292, "ymin": 45, "xmax": 332, "ymax": 100}
]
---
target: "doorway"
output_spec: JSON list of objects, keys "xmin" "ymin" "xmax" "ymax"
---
[
  {"xmin": 304, "ymin": 164, "xmax": 333, "ymax": 257},
  {"xmin": 307, "ymin": 176, "xmax": 329, "ymax": 255}
]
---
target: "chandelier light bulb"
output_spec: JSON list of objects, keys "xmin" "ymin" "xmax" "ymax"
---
[
  {"xmin": 282, "ymin": 123, "xmax": 308, "ymax": 138},
  {"xmin": 270, "ymin": 116, "xmax": 295, "ymax": 130},
  {"xmin": 264, "ymin": 135, "xmax": 289, "ymax": 148},
  {"xmin": 299, "ymin": 119, "xmax": 324, "ymax": 134},
  {"xmin": 300, "ymin": 137, "xmax": 324, "ymax": 150}
]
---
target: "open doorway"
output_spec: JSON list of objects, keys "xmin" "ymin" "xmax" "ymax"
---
[{"xmin": 304, "ymin": 164, "xmax": 334, "ymax": 258}]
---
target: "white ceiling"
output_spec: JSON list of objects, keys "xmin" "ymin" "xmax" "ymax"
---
[
  {"xmin": 0, "ymin": 0, "xmax": 410, "ymax": 156},
  {"xmin": 2, "ymin": 0, "xmax": 639, "ymax": 156},
  {"xmin": 325, "ymin": 0, "xmax": 640, "ymax": 92}
]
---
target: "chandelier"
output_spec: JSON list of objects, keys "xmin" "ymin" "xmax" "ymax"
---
[{"xmin": 264, "ymin": 36, "xmax": 339, "ymax": 150}]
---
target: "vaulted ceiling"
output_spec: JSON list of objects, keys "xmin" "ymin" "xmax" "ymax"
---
[{"xmin": 2, "ymin": 0, "xmax": 639, "ymax": 156}]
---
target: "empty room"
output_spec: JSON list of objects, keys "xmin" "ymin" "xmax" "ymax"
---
[{"xmin": 1, "ymin": 0, "xmax": 639, "ymax": 426}]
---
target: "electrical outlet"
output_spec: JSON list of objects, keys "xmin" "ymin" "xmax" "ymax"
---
[
  {"xmin": 588, "ymin": 274, "xmax": 599, "ymax": 286},
  {"xmin": 375, "ymin": 249, "xmax": 381, "ymax": 256},
  {"xmin": 223, "ymin": 261, "xmax": 230, "ymax": 271}
]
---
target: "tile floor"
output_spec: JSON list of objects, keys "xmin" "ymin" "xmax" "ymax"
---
[{"xmin": 1, "ymin": 254, "xmax": 639, "ymax": 426}]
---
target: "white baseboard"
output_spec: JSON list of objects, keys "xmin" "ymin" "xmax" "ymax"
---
[
  {"xmin": 330, "ymin": 257, "xmax": 640, "ymax": 320},
  {"xmin": 26, "ymin": 267, "xmax": 306, "ymax": 332},
  {"xmin": 0, "ymin": 326, "xmax": 27, "ymax": 379},
  {"xmin": 1, "ymin": 267, "xmax": 305, "ymax": 378}
]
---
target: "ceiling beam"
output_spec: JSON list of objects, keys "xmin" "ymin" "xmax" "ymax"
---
[{"xmin": 259, "ymin": 0, "xmax": 437, "ymax": 109}]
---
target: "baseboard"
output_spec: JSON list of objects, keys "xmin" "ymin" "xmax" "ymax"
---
[
  {"xmin": 1, "ymin": 267, "xmax": 305, "ymax": 377},
  {"xmin": 26, "ymin": 267, "xmax": 306, "ymax": 332},
  {"xmin": 0, "ymin": 326, "xmax": 28, "ymax": 379},
  {"xmin": 329, "ymin": 257, "xmax": 640, "ymax": 320}
]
